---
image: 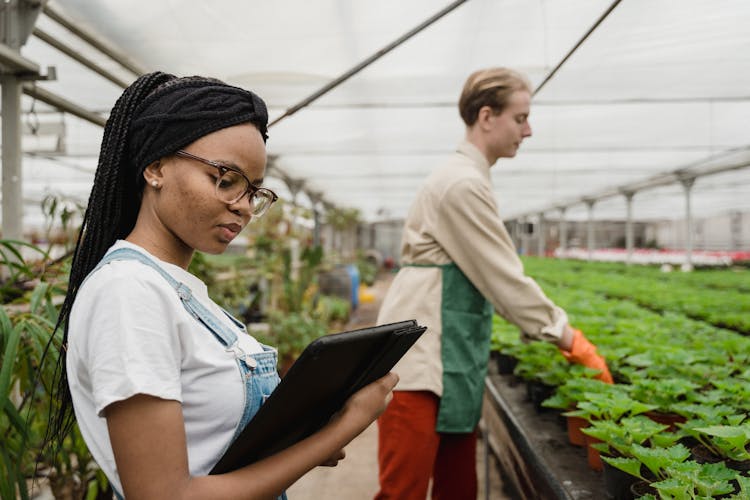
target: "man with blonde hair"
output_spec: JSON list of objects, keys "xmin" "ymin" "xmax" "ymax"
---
[{"xmin": 374, "ymin": 68, "xmax": 612, "ymax": 499}]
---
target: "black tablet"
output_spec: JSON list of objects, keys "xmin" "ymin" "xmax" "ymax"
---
[{"xmin": 210, "ymin": 319, "xmax": 426, "ymax": 474}]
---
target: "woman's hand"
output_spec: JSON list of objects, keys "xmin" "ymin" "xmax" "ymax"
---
[
  {"xmin": 335, "ymin": 372, "xmax": 399, "ymax": 434},
  {"xmin": 319, "ymin": 448, "xmax": 346, "ymax": 467}
]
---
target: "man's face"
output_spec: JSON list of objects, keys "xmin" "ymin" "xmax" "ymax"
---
[{"xmin": 486, "ymin": 90, "xmax": 532, "ymax": 160}]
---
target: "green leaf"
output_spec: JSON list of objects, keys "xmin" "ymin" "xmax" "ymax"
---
[
  {"xmin": 601, "ymin": 456, "xmax": 644, "ymax": 480},
  {"xmin": 1, "ymin": 397, "xmax": 29, "ymax": 439},
  {"xmin": 0, "ymin": 322, "xmax": 21, "ymax": 398},
  {"xmin": 650, "ymin": 477, "xmax": 689, "ymax": 498},
  {"xmin": 0, "ymin": 306, "xmax": 12, "ymax": 338},
  {"xmin": 29, "ymin": 281, "xmax": 50, "ymax": 315}
]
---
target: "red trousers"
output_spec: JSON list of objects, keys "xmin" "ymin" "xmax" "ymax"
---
[{"xmin": 375, "ymin": 390, "xmax": 478, "ymax": 500}]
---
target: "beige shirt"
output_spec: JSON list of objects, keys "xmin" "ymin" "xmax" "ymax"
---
[{"xmin": 377, "ymin": 140, "xmax": 567, "ymax": 395}]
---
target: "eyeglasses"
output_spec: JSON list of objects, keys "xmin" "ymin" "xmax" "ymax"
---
[{"xmin": 175, "ymin": 150, "xmax": 278, "ymax": 218}]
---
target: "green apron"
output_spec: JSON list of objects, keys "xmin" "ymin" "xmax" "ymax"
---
[{"xmin": 407, "ymin": 263, "xmax": 493, "ymax": 433}]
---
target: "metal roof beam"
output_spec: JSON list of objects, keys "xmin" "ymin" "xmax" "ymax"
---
[
  {"xmin": 42, "ymin": 2, "xmax": 147, "ymax": 76},
  {"xmin": 32, "ymin": 26, "xmax": 131, "ymax": 88},
  {"xmin": 22, "ymin": 82, "xmax": 107, "ymax": 126},
  {"xmin": 268, "ymin": 0, "xmax": 470, "ymax": 127},
  {"xmin": 510, "ymin": 148, "xmax": 750, "ymax": 218}
]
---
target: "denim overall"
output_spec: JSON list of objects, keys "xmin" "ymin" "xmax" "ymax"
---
[{"xmin": 93, "ymin": 248, "xmax": 286, "ymax": 499}]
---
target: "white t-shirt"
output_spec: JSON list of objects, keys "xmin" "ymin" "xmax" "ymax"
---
[{"xmin": 67, "ymin": 240, "xmax": 264, "ymax": 494}]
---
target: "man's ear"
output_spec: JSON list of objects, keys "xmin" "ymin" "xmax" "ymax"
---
[
  {"xmin": 142, "ymin": 160, "xmax": 163, "ymax": 187},
  {"xmin": 476, "ymin": 106, "xmax": 495, "ymax": 132}
]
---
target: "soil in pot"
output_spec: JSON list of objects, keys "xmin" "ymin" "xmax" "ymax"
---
[{"xmin": 603, "ymin": 460, "xmax": 638, "ymax": 500}]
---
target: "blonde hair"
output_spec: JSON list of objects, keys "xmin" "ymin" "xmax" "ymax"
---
[{"xmin": 458, "ymin": 67, "xmax": 531, "ymax": 126}]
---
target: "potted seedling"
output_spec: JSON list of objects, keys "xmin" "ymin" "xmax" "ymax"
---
[
  {"xmin": 541, "ymin": 375, "xmax": 610, "ymax": 446},
  {"xmin": 601, "ymin": 443, "xmax": 691, "ymax": 498},
  {"xmin": 583, "ymin": 416, "xmax": 669, "ymax": 499},
  {"xmin": 489, "ymin": 322, "xmax": 522, "ymax": 375},
  {"xmin": 563, "ymin": 389, "xmax": 657, "ymax": 471},
  {"xmin": 691, "ymin": 423, "xmax": 750, "ymax": 472},
  {"xmin": 627, "ymin": 377, "xmax": 699, "ymax": 431},
  {"xmin": 649, "ymin": 460, "xmax": 740, "ymax": 499},
  {"xmin": 512, "ymin": 341, "xmax": 570, "ymax": 412}
]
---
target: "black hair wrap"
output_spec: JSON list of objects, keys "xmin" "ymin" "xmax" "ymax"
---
[{"xmin": 127, "ymin": 77, "xmax": 269, "ymax": 182}]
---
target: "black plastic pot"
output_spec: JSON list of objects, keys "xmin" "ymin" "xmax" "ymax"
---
[
  {"xmin": 525, "ymin": 380, "xmax": 555, "ymax": 413},
  {"xmin": 630, "ymin": 480, "xmax": 656, "ymax": 498},
  {"xmin": 495, "ymin": 352, "xmax": 518, "ymax": 375},
  {"xmin": 603, "ymin": 461, "xmax": 638, "ymax": 500}
]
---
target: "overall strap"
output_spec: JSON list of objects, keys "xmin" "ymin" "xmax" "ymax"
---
[{"xmin": 93, "ymin": 248, "xmax": 239, "ymax": 348}]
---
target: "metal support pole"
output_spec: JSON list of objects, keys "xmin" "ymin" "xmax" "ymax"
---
[
  {"xmin": 681, "ymin": 178, "xmax": 696, "ymax": 271},
  {"xmin": 1, "ymin": 0, "xmax": 46, "ymax": 240},
  {"xmin": 585, "ymin": 200, "xmax": 595, "ymax": 262},
  {"xmin": 1, "ymin": 75, "xmax": 23, "ymax": 240},
  {"xmin": 537, "ymin": 212, "xmax": 546, "ymax": 257},
  {"xmin": 558, "ymin": 208, "xmax": 567, "ymax": 254},
  {"xmin": 623, "ymin": 191, "xmax": 635, "ymax": 265}
]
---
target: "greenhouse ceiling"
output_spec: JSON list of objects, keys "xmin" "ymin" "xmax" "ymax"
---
[{"xmin": 3, "ymin": 0, "xmax": 750, "ymax": 231}]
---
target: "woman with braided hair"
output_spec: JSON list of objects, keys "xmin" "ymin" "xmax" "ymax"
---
[{"xmin": 47, "ymin": 72, "xmax": 397, "ymax": 499}]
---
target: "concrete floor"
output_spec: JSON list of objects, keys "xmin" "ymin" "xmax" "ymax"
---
[{"xmin": 287, "ymin": 273, "xmax": 511, "ymax": 500}]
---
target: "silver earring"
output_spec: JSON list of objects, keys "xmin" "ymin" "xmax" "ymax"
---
[{"xmin": 151, "ymin": 180, "xmax": 158, "ymax": 187}]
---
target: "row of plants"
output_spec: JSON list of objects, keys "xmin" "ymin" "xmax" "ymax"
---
[
  {"xmin": 521, "ymin": 257, "xmax": 750, "ymax": 334},
  {"xmin": 490, "ymin": 266, "xmax": 750, "ymax": 499},
  {"xmin": 524, "ymin": 257, "xmax": 750, "ymax": 293}
]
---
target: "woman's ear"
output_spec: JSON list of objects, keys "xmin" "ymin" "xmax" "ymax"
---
[{"xmin": 142, "ymin": 160, "xmax": 163, "ymax": 188}]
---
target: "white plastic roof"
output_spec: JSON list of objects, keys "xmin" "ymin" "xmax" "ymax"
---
[{"xmin": 11, "ymin": 0, "xmax": 750, "ymax": 229}]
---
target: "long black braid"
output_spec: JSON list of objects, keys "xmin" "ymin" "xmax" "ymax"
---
[{"xmin": 46, "ymin": 71, "xmax": 176, "ymax": 446}]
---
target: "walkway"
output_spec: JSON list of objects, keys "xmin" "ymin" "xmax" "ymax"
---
[{"xmin": 287, "ymin": 272, "xmax": 510, "ymax": 499}]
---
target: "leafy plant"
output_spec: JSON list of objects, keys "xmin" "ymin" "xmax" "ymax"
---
[
  {"xmin": 1, "ymin": 239, "xmax": 110, "ymax": 499},
  {"xmin": 651, "ymin": 460, "xmax": 738, "ymax": 499},
  {"xmin": 253, "ymin": 310, "xmax": 327, "ymax": 365},
  {"xmin": 584, "ymin": 415, "xmax": 670, "ymax": 459},
  {"xmin": 692, "ymin": 423, "xmax": 750, "ymax": 462},
  {"xmin": 603, "ymin": 443, "xmax": 691, "ymax": 483},
  {"xmin": 563, "ymin": 388, "xmax": 656, "ymax": 423}
]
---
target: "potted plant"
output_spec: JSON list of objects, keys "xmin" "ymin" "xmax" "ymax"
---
[
  {"xmin": 541, "ymin": 375, "xmax": 609, "ymax": 446},
  {"xmin": 563, "ymin": 388, "xmax": 657, "ymax": 471},
  {"xmin": 582, "ymin": 416, "xmax": 674, "ymax": 498}
]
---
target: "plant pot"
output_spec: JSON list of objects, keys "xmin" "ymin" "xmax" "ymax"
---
[
  {"xmin": 566, "ymin": 415, "xmax": 588, "ymax": 447},
  {"xmin": 603, "ymin": 460, "xmax": 638, "ymax": 500},
  {"xmin": 630, "ymin": 480, "xmax": 656, "ymax": 498},
  {"xmin": 584, "ymin": 434, "xmax": 603, "ymax": 472},
  {"xmin": 644, "ymin": 410, "xmax": 686, "ymax": 432},
  {"xmin": 495, "ymin": 352, "xmax": 518, "ymax": 375},
  {"xmin": 525, "ymin": 380, "xmax": 555, "ymax": 413}
]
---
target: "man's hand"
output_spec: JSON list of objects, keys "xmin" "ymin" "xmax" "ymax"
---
[{"xmin": 559, "ymin": 329, "xmax": 613, "ymax": 383}]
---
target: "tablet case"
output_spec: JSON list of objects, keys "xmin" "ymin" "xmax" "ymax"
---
[{"xmin": 210, "ymin": 319, "xmax": 426, "ymax": 474}]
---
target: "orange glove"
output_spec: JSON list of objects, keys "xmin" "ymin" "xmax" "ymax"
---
[{"xmin": 559, "ymin": 329, "xmax": 613, "ymax": 384}]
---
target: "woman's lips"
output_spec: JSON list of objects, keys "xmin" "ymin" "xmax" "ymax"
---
[{"xmin": 218, "ymin": 223, "xmax": 242, "ymax": 240}]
